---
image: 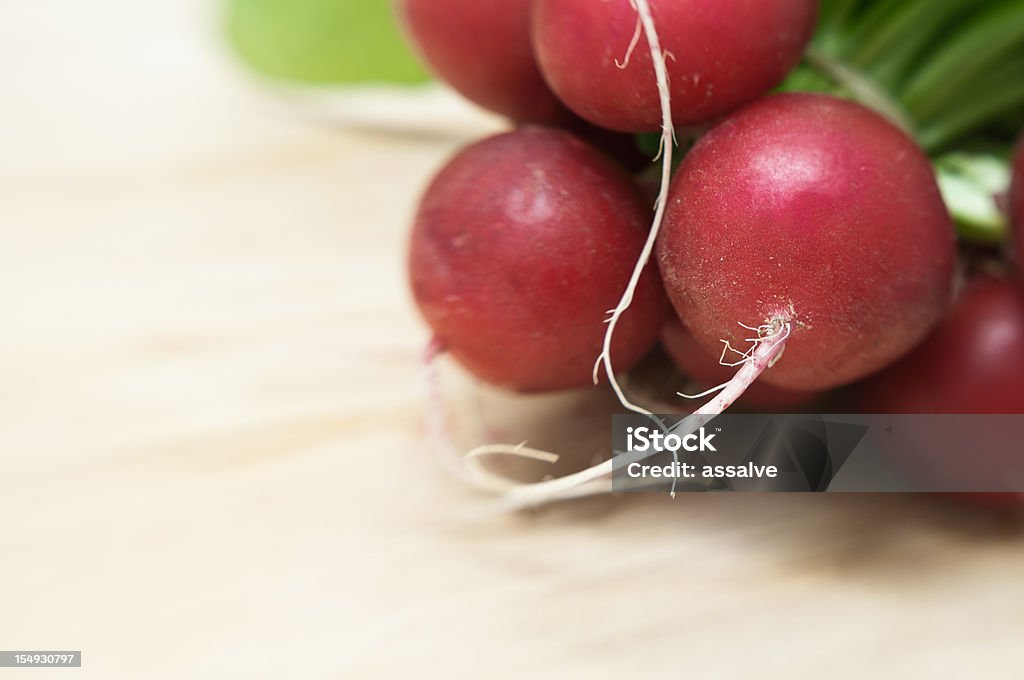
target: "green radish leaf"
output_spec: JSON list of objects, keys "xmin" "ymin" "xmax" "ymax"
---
[
  {"xmin": 226, "ymin": 0, "xmax": 429, "ymax": 85},
  {"xmin": 935, "ymin": 153, "xmax": 1011, "ymax": 245}
]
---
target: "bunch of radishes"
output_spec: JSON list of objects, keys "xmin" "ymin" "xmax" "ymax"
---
[{"xmin": 396, "ymin": 0, "xmax": 1024, "ymax": 503}]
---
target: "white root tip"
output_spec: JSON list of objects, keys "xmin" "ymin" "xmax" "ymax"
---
[
  {"xmin": 677, "ymin": 382, "xmax": 730, "ymax": 400},
  {"xmin": 465, "ymin": 442, "xmax": 560, "ymax": 465},
  {"xmin": 614, "ymin": 14, "xmax": 643, "ymax": 69}
]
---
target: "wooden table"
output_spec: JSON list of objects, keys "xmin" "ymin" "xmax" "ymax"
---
[{"xmin": 2, "ymin": 2, "xmax": 1023, "ymax": 678}]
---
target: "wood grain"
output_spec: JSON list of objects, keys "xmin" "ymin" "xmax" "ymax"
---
[{"xmin": 2, "ymin": 2, "xmax": 1023, "ymax": 678}]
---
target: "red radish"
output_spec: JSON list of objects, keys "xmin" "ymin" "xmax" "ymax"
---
[
  {"xmin": 661, "ymin": 316, "xmax": 819, "ymax": 409},
  {"xmin": 859, "ymin": 275, "xmax": 1024, "ymax": 507},
  {"xmin": 409, "ymin": 127, "xmax": 666, "ymax": 392},
  {"xmin": 395, "ymin": 0, "xmax": 569, "ymax": 123},
  {"xmin": 1013, "ymin": 138, "xmax": 1024, "ymax": 263},
  {"xmin": 531, "ymin": 0, "xmax": 818, "ymax": 132},
  {"xmin": 861, "ymin": 275, "xmax": 1024, "ymax": 415},
  {"xmin": 657, "ymin": 93, "xmax": 956, "ymax": 392}
]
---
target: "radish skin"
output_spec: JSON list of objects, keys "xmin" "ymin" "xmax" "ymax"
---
[
  {"xmin": 861, "ymin": 276, "xmax": 1024, "ymax": 415},
  {"xmin": 396, "ymin": 0, "xmax": 569, "ymax": 123},
  {"xmin": 860, "ymin": 276, "xmax": 1024, "ymax": 508},
  {"xmin": 409, "ymin": 127, "xmax": 666, "ymax": 393},
  {"xmin": 657, "ymin": 93, "xmax": 957, "ymax": 391},
  {"xmin": 532, "ymin": 0, "xmax": 818, "ymax": 132}
]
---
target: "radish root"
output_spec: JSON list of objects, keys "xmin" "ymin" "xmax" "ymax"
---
[
  {"xmin": 678, "ymin": 320, "xmax": 793, "ymax": 400},
  {"xmin": 423, "ymin": 340, "xmax": 572, "ymax": 492},
  {"xmin": 682, "ymin": 320, "xmax": 792, "ymax": 414},
  {"xmin": 614, "ymin": 15, "xmax": 643, "ymax": 69},
  {"xmin": 594, "ymin": 0, "xmax": 675, "ymax": 417},
  {"xmin": 468, "ymin": 320, "xmax": 791, "ymax": 508},
  {"xmin": 423, "ymin": 337, "xmax": 481, "ymax": 485},
  {"xmin": 425, "ymin": 319, "xmax": 791, "ymax": 508}
]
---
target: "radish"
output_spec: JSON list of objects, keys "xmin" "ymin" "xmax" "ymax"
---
[
  {"xmin": 398, "ymin": 0, "xmax": 1024, "ymax": 508},
  {"xmin": 395, "ymin": 0, "xmax": 568, "ymax": 123},
  {"xmin": 409, "ymin": 127, "xmax": 666, "ymax": 392},
  {"xmin": 859, "ymin": 275, "xmax": 1024, "ymax": 506},
  {"xmin": 657, "ymin": 93, "xmax": 956, "ymax": 393},
  {"xmin": 531, "ymin": 0, "xmax": 818, "ymax": 132},
  {"xmin": 861, "ymin": 275, "xmax": 1024, "ymax": 415},
  {"xmin": 661, "ymin": 316, "xmax": 819, "ymax": 409}
]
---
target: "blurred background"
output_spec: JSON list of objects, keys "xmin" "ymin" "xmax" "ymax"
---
[{"xmin": 2, "ymin": 1, "xmax": 1024, "ymax": 678}]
